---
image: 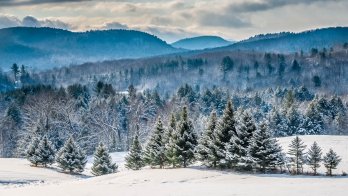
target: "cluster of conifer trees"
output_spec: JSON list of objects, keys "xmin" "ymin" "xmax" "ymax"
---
[
  {"xmin": 26, "ymin": 135, "xmax": 117, "ymax": 176},
  {"xmin": 288, "ymin": 136, "xmax": 341, "ymax": 176},
  {"xmin": 125, "ymin": 101, "xmax": 342, "ymax": 175}
]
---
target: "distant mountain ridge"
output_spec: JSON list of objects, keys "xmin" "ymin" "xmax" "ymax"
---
[
  {"xmin": 0, "ymin": 27, "xmax": 182, "ymax": 69},
  {"xmin": 1, "ymin": 26, "xmax": 347, "ymax": 70},
  {"xmin": 172, "ymin": 36, "xmax": 233, "ymax": 50},
  {"xmin": 215, "ymin": 27, "xmax": 348, "ymax": 53}
]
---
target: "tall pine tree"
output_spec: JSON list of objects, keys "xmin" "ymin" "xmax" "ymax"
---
[
  {"xmin": 227, "ymin": 111, "xmax": 256, "ymax": 166},
  {"xmin": 248, "ymin": 122, "xmax": 282, "ymax": 172},
  {"xmin": 144, "ymin": 118, "xmax": 166, "ymax": 168},
  {"xmin": 26, "ymin": 136, "xmax": 40, "ymax": 166},
  {"xmin": 91, "ymin": 142, "xmax": 117, "ymax": 176},
  {"xmin": 165, "ymin": 114, "xmax": 180, "ymax": 167},
  {"xmin": 286, "ymin": 106, "xmax": 304, "ymax": 135},
  {"xmin": 175, "ymin": 106, "xmax": 197, "ymax": 167},
  {"xmin": 56, "ymin": 136, "xmax": 87, "ymax": 173},
  {"xmin": 307, "ymin": 141, "xmax": 322, "ymax": 175},
  {"xmin": 125, "ymin": 134, "xmax": 145, "ymax": 170},
  {"xmin": 287, "ymin": 136, "xmax": 307, "ymax": 174},
  {"xmin": 196, "ymin": 111, "xmax": 218, "ymax": 167},
  {"xmin": 323, "ymin": 149, "xmax": 341, "ymax": 176},
  {"xmin": 36, "ymin": 136, "xmax": 56, "ymax": 167},
  {"xmin": 301, "ymin": 101, "xmax": 324, "ymax": 135},
  {"xmin": 214, "ymin": 100, "xmax": 236, "ymax": 168},
  {"xmin": 269, "ymin": 108, "xmax": 289, "ymax": 137}
]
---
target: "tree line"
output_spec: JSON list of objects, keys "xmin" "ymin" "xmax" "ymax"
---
[
  {"xmin": 25, "ymin": 101, "xmax": 342, "ymax": 177},
  {"xmin": 0, "ymin": 81, "xmax": 347, "ymax": 158}
]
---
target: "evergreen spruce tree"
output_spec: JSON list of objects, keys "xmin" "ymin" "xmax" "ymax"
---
[
  {"xmin": 301, "ymin": 102, "xmax": 324, "ymax": 135},
  {"xmin": 11, "ymin": 63, "xmax": 19, "ymax": 81},
  {"xmin": 286, "ymin": 106, "xmax": 304, "ymax": 135},
  {"xmin": 287, "ymin": 136, "xmax": 307, "ymax": 174},
  {"xmin": 323, "ymin": 149, "xmax": 341, "ymax": 176},
  {"xmin": 26, "ymin": 136, "xmax": 40, "ymax": 166},
  {"xmin": 226, "ymin": 111, "xmax": 256, "ymax": 166},
  {"xmin": 175, "ymin": 106, "xmax": 198, "ymax": 167},
  {"xmin": 275, "ymin": 152, "xmax": 286, "ymax": 173},
  {"xmin": 36, "ymin": 136, "xmax": 56, "ymax": 167},
  {"xmin": 269, "ymin": 108, "xmax": 289, "ymax": 137},
  {"xmin": 283, "ymin": 90, "xmax": 295, "ymax": 109},
  {"xmin": 248, "ymin": 122, "xmax": 282, "ymax": 172},
  {"xmin": 91, "ymin": 142, "xmax": 117, "ymax": 176},
  {"xmin": 56, "ymin": 136, "xmax": 87, "ymax": 173},
  {"xmin": 196, "ymin": 111, "xmax": 218, "ymax": 167},
  {"xmin": 144, "ymin": 118, "xmax": 166, "ymax": 168},
  {"xmin": 125, "ymin": 134, "xmax": 145, "ymax": 170},
  {"xmin": 214, "ymin": 100, "xmax": 236, "ymax": 168},
  {"xmin": 307, "ymin": 142, "xmax": 322, "ymax": 175},
  {"xmin": 163, "ymin": 114, "xmax": 175, "ymax": 147},
  {"xmin": 164, "ymin": 114, "xmax": 180, "ymax": 167}
]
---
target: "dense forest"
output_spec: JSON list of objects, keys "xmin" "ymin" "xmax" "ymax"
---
[
  {"xmin": 0, "ymin": 42, "xmax": 347, "ymax": 158},
  {"xmin": 33, "ymin": 42, "xmax": 348, "ymax": 95}
]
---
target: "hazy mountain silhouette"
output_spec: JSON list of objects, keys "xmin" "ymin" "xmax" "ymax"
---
[
  {"xmin": 172, "ymin": 36, "xmax": 233, "ymax": 50},
  {"xmin": 0, "ymin": 27, "xmax": 182, "ymax": 69},
  {"xmin": 214, "ymin": 27, "xmax": 348, "ymax": 53}
]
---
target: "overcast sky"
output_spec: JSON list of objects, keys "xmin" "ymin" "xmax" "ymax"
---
[{"xmin": 0, "ymin": 0, "xmax": 347, "ymax": 42}]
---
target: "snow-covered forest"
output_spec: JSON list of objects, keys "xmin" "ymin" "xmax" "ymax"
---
[{"xmin": 0, "ymin": 44, "xmax": 347, "ymax": 159}]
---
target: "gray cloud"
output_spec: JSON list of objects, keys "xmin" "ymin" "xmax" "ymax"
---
[
  {"xmin": 41, "ymin": 18, "xmax": 73, "ymax": 29},
  {"xmin": 135, "ymin": 26, "xmax": 199, "ymax": 43},
  {"xmin": 0, "ymin": 15, "xmax": 72, "ymax": 29},
  {"xmin": 0, "ymin": 0, "xmax": 347, "ymax": 41},
  {"xmin": 229, "ymin": 0, "xmax": 339, "ymax": 13},
  {"xmin": 103, "ymin": 22, "xmax": 129, "ymax": 30},
  {"xmin": 22, "ymin": 16, "xmax": 41, "ymax": 27},
  {"xmin": 0, "ymin": 15, "xmax": 21, "ymax": 28},
  {"xmin": 0, "ymin": 0, "xmax": 89, "ymax": 6},
  {"xmin": 150, "ymin": 16, "xmax": 174, "ymax": 26},
  {"xmin": 198, "ymin": 11, "xmax": 251, "ymax": 28}
]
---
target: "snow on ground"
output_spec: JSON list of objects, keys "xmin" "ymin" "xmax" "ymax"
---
[
  {"xmin": 0, "ymin": 152, "xmax": 127, "ymax": 187},
  {"xmin": 0, "ymin": 158, "xmax": 83, "ymax": 186},
  {"xmin": 1, "ymin": 135, "xmax": 348, "ymax": 196},
  {"xmin": 1, "ymin": 168, "xmax": 348, "ymax": 196}
]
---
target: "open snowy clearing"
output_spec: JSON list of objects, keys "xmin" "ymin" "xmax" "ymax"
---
[{"xmin": 1, "ymin": 135, "xmax": 348, "ymax": 196}]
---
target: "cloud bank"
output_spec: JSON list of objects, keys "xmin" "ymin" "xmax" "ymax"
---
[
  {"xmin": 0, "ymin": 15, "xmax": 72, "ymax": 29},
  {"xmin": 0, "ymin": 0, "xmax": 347, "ymax": 42},
  {"xmin": 0, "ymin": 0, "xmax": 90, "ymax": 6}
]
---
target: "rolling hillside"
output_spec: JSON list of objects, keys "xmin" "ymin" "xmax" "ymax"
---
[
  {"xmin": 0, "ymin": 27, "xmax": 182, "ymax": 69},
  {"xmin": 172, "ymin": 36, "xmax": 232, "ymax": 50},
  {"xmin": 215, "ymin": 27, "xmax": 348, "ymax": 53}
]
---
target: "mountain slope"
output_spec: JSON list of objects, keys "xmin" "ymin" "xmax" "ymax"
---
[
  {"xmin": 0, "ymin": 27, "xmax": 182, "ymax": 69},
  {"xmin": 172, "ymin": 36, "xmax": 232, "ymax": 50},
  {"xmin": 216, "ymin": 27, "xmax": 348, "ymax": 53}
]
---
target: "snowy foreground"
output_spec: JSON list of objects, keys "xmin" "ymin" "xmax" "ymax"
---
[{"xmin": 1, "ymin": 135, "xmax": 348, "ymax": 196}]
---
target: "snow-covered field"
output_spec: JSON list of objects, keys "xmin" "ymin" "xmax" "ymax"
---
[{"xmin": 1, "ymin": 135, "xmax": 348, "ymax": 196}]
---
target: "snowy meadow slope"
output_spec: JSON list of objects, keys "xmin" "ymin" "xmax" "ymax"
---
[{"xmin": 1, "ymin": 135, "xmax": 348, "ymax": 196}]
